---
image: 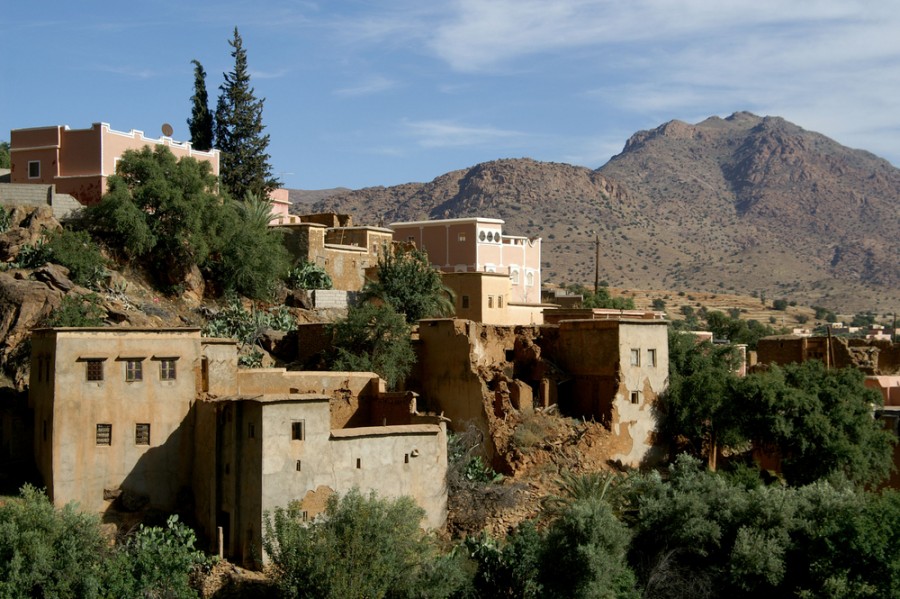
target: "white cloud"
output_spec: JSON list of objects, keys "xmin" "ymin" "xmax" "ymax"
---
[
  {"xmin": 250, "ymin": 68, "xmax": 290, "ymax": 80},
  {"xmin": 404, "ymin": 119, "xmax": 527, "ymax": 148},
  {"xmin": 334, "ymin": 75, "xmax": 396, "ymax": 97}
]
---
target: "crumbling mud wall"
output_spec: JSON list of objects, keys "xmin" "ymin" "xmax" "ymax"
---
[{"xmin": 416, "ymin": 318, "xmax": 665, "ymax": 472}]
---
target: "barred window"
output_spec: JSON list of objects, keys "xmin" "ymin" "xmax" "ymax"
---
[
  {"xmin": 135, "ymin": 423, "xmax": 150, "ymax": 445},
  {"xmin": 86, "ymin": 360, "xmax": 104, "ymax": 382},
  {"xmin": 96, "ymin": 424, "xmax": 112, "ymax": 445}
]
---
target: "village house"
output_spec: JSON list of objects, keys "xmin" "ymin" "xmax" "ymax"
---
[
  {"xmin": 390, "ymin": 217, "xmax": 549, "ymax": 325},
  {"xmin": 9, "ymin": 123, "xmax": 221, "ymax": 206},
  {"xmin": 29, "ymin": 327, "xmax": 447, "ymax": 565}
]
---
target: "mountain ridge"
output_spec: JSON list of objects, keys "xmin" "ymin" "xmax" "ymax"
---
[{"xmin": 291, "ymin": 112, "xmax": 900, "ymax": 312}]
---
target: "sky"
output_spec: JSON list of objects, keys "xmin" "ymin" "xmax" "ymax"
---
[{"xmin": 3, "ymin": 1, "xmax": 900, "ymax": 191}]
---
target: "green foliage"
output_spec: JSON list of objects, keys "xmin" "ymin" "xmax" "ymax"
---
[
  {"xmin": 0, "ymin": 140, "xmax": 9, "ymax": 169},
  {"xmin": 0, "ymin": 484, "xmax": 108, "ymax": 598},
  {"xmin": 327, "ymin": 302, "xmax": 415, "ymax": 389},
  {"xmin": 286, "ymin": 261, "xmax": 333, "ymax": 290},
  {"xmin": 264, "ymin": 488, "xmax": 470, "ymax": 599},
  {"xmin": 44, "ymin": 228, "xmax": 107, "ymax": 288},
  {"xmin": 13, "ymin": 238, "xmax": 52, "ymax": 269},
  {"xmin": 659, "ymin": 329, "xmax": 743, "ymax": 463},
  {"xmin": 539, "ymin": 498, "xmax": 639, "ymax": 598},
  {"xmin": 772, "ymin": 299, "xmax": 789, "ymax": 311},
  {"xmin": 0, "ymin": 206, "xmax": 10, "ymax": 233},
  {"xmin": 567, "ymin": 283, "xmax": 636, "ymax": 310},
  {"xmin": 703, "ymin": 310, "xmax": 780, "ymax": 348},
  {"xmin": 43, "ymin": 293, "xmax": 106, "ymax": 327},
  {"xmin": 103, "ymin": 515, "xmax": 210, "ymax": 599},
  {"xmin": 84, "ymin": 145, "xmax": 287, "ymax": 299},
  {"xmin": 187, "ymin": 59, "xmax": 214, "ymax": 151},
  {"xmin": 735, "ymin": 361, "xmax": 895, "ymax": 487},
  {"xmin": 361, "ymin": 246, "xmax": 454, "ymax": 324},
  {"xmin": 623, "ymin": 456, "xmax": 900, "ymax": 598},
  {"xmin": 467, "ymin": 523, "xmax": 543, "ymax": 599},
  {"xmin": 203, "ymin": 298, "xmax": 296, "ymax": 348},
  {"xmin": 851, "ymin": 311, "xmax": 877, "ymax": 328},
  {"xmin": 651, "ymin": 298, "xmax": 667, "ymax": 311},
  {"xmin": 215, "ymin": 27, "xmax": 279, "ymax": 200}
]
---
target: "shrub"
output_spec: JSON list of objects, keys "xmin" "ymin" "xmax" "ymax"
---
[
  {"xmin": 773, "ymin": 299, "xmax": 789, "ymax": 311},
  {"xmin": 45, "ymin": 228, "xmax": 107, "ymax": 288},
  {"xmin": 286, "ymin": 261, "xmax": 332, "ymax": 290},
  {"xmin": 43, "ymin": 294, "xmax": 106, "ymax": 327},
  {"xmin": 360, "ymin": 246, "xmax": 454, "ymax": 323}
]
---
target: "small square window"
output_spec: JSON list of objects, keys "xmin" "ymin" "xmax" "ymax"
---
[
  {"xmin": 291, "ymin": 421, "xmax": 305, "ymax": 441},
  {"xmin": 461, "ymin": 295, "xmax": 470, "ymax": 309},
  {"xmin": 86, "ymin": 360, "xmax": 104, "ymax": 382},
  {"xmin": 630, "ymin": 349, "xmax": 641, "ymax": 367},
  {"xmin": 135, "ymin": 423, "xmax": 150, "ymax": 445},
  {"xmin": 96, "ymin": 424, "xmax": 112, "ymax": 445},
  {"xmin": 458, "ymin": 233, "xmax": 466, "ymax": 242},
  {"xmin": 125, "ymin": 360, "xmax": 143, "ymax": 382},
  {"xmin": 28, "ymin": 161, "xmax": 40, "ymax": 179},
  {"xmin": 630, "ymin": 391, "xmax": 640, "ymax": 404},
  {"xmin": 160, "ymin": 359, "xmax": 177, "ymax": 380},
  {"xmin": 647, "ymin": 349, "xmax": 657, "ymax": 368}
]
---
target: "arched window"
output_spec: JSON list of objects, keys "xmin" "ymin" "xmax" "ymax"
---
[{"xmin": 510, "ymin": 269, "xmax": 520, "ymax": 285}]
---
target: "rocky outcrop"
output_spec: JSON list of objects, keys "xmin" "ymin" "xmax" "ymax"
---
[
  {"xmin": 0, "ymin": 206, "xmax": 61, "ymax": 263},
  {"xmin": 0, "ymin": 272, "xmax": 64, "ymax": 388}
]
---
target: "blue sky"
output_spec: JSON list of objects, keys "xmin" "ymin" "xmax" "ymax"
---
[{"xmin": 3, "ymin": 1, "xmax": 899, "ymax": 190}]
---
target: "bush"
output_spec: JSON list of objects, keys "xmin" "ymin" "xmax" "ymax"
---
[
  {"xmin": 43, "ymin": 294, "xmax": 106, "ymax": 327},
  {"xmin": 286, "ymin": 261, "xmax": 332, "ymax": 290},
  {"xmin": 773, "ymin": 299, "xmax": 789, "ymax": 311},
  {"xmin": 360, "ymin": 246, "xmax": 454, "ymax": 323},
  {"xmin": 203, "ymin": 299, "xmax": 296, "ymax": 366},
  {"xmin": 264, "ymin": 488, "xmax": 470, "ymax": 599},
  {"xmin": 45, "ymin": 229, "xmax": 107, "ymax": 288}
]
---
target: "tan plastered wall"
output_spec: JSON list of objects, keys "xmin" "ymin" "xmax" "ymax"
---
[
  {"xmin": 33, "ymin": 329, "xmax": 202, "ymax": 511},
  {"xmin": 237, "ymin": 369, "xmax": 383, "ymax": 398}
]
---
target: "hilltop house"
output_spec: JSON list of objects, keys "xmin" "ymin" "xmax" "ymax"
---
[
  {"xmin": 29, "ymin": 327, "xmax": 447, "ymax": 564},
  {"xmin": 9, "ymin": 123, "xmax": 221, "ymax": 205},
  {"xmin": 390, "ymin": 217, "xmax": 549, "ymax": 325}
]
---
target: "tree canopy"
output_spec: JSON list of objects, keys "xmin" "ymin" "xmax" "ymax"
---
[
  {"xmin": 215, "ymin": 27, "xmax": 279, "ymax": 200},
  {"xmin": 0, "ymin": 141, "xmax": 9, "ymax": 169},
  {"xmin": 360, "ymin": 246, "xmax": 454, "ymax": 324},
  {"xmin": 187, "ymin": 59, "xmax": 214, "ymax": 151}
]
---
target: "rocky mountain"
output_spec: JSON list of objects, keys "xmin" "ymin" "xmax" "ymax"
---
[{"xmin": 301, "ymin": 113, "xmax": 900, "ymax": 312}]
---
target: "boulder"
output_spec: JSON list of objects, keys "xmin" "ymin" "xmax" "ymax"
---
[
  {"xmin": 32, "ymin": 264, "xmax": 75, "ymax": 292},
  {"xmin": 0, "ymin": 273, "xmax": 64, "ymax": 389}
]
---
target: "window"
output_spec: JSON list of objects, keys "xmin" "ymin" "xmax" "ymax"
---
[
  {"xmin": 356, "ymin": 458, "xmax": 361, "ymax": 469},
  {"xmin": 647, "ymin": 349, "xmax": 657, "ymax": 367},
  {"xmin": 510, "ymin": 269, "xmax": 520, "ymax": 285},
  {"xmin": 479, "ymin": 231, "xmax": 486, "ymax": 242},
  {"xmin": 498, "ymin": 296, "xmax": 504, "ymax": 308},
  {"xmin": 159, "ymin": 359, "xmax": 177, "ymax": 380},
  {"xmin": 295, "ymin": 460, "xmax": 302, "ymax": 472},
  {"xmin": 525, "ymin": 271, "xmax": 535, "ymax": 287},
  {"xmin": 291, "ymin": 421, "xmax": 305, "ymax": 441},
  {"xmin": 86, "ymin": 360, "xmax": 104, "ymax": 381},
  {"xmin": 458, "ymin": 233, "xmax": 466, "ymax": 242},
  {"xmin": 461, "ymin": 295, "xmax": 470, "ymax": 309},
  {"xmin": 630, "ymin": 349, "xmax": 641, "ymax": 367},
  {"xmin": 407, "ymin": 236, "xmax": 415, "ymax": 243},
  {"xmin": 630, "ymin": 391, "xmax": 640, "ymax": 405},
  {"xmin": 125, "ymin": 359, "xmax": 143, "ymax": 382},
  {"xmin": 248, "ymin": 423, "xmax": 255, "ymax": 439},
  {"xmin": 488, "ymin": 296, "xmax": 494, "ymax": 309},
  {"xmin": 96, "ymin": 424, "xmax": 112, "ymax": 445},
  {"xmin": 28, "ymin": 161, "xmax": 40, "ymax": 179},
  {"xmin": 135, "ymin": 423, "xmax": 150, "ymax": 445}
]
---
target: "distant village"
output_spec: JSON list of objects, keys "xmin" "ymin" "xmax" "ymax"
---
[{"xmin": 1, "ymin": 122, "xmax": 899, "ymax": 567}]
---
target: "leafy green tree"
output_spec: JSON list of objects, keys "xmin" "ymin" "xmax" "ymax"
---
[
  {"xmin": 0, "ymin": 141, "xmax": 10, "ymax": 169},
  {"xmin": 215, "ymin": 27, "xmax": 279, "ymax": 200},
  {"xmin": 567, "ymin": 283, "xmax": 635, "ymax": 310},
  {"xmin": 102, "ymin": 515, "xmax": 209, "ymax": 599},
  {"xmin": 187, "ymin": 59, "xmax": 214, "ymax": 151},
  {"xmin": 736, "ymin": 361, "xmax": 894, "ymax": 486},
  {"xmin": 264, "ymin": 488, "xmax": 469, "ymax": 599},
  {"xmin": 659, "ymin": 330, "xmax": 743, "ymax": 468},
  {"xmin": 327, "ymin": 303, "xmax": 415, "ymax": 389},
  {"xmin": 467, "ymin": 522, "xmax": 543, "ymax": 599},
  {"xmin": 539, "ymin": 498, "xmax": 639, "ymax": 598},
  {"xmin": 360, "ymin": 246, "xmax": 454, "ymax": 324},
  {"xmin": 0, "ymin": 484, "xmax": 108, "ymax": 598},
  {"xmin": 772, "ymin": 299, "xmax": 788, "ymax": 311},
  {"xmin": 704, "ymin": 310, "xmax": 780, "ymax": 349}
]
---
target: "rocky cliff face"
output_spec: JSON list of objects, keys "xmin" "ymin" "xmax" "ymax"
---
[{"xmin": 304, "ymin": 113, "xmax": 900, "ymax": 312}]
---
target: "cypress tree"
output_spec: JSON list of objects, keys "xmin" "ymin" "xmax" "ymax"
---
[
  {"xmin": 215, "ymin": 27, "xmax": 279, "ymax": 200},
  {"xmin": 187, "ymin": 59, "xmax": 214, "ymax": 151}
]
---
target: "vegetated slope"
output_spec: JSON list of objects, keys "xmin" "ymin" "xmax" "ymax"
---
[{"xmin": 300, "ymin": 112, "xmax": 900, "ymax": 312}]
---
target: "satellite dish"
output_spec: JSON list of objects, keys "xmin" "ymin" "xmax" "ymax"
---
[{"xmin": 161, "ymin": 123, "xmax": 174, "ymax": 137}]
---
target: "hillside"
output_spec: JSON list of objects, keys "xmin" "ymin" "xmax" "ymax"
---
[{"xmin": 302, "ymin": 113, "xmax": 900, "ymax": 313}]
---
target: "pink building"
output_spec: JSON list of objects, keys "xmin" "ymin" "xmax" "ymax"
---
[
  {"xmin": 9, "ymin": 123, "xmax": 220, "ymax": 205},
  {"xmin": 390, "ymin": 218, "xmax": 542, "ymax": 305}
]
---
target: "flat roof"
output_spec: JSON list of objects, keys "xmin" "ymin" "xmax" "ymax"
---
[
  {"xmin": 330, "ymin": 424, "xmax": 440, "ymax": 438},
  {"xmin": 34, "ymin": 327, "xmax": 202, "ymax": 333},
  {"xmin": 390, "ymin": 217, "xmax": 505, "ymax": 227}
]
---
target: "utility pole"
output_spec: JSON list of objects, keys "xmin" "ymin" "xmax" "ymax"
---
[{"xmin": 594, "ymin": 233, "xmax": 600, "ymax": 295}]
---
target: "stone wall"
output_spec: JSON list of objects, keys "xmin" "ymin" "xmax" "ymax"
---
[{"xmin": 0, "ymin": 184, "xmax": 81, "ymax": 221}]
